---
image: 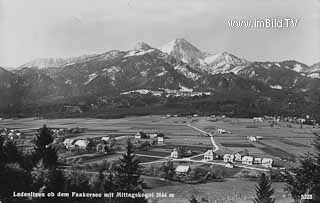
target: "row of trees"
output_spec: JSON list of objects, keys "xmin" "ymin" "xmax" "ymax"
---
[{"xmin": 0, "ymin": 125, "xmax": 147, "ymax": 203}]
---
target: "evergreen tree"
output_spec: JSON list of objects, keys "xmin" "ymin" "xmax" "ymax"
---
[
  {"xmin": 189, "ymin": 195, "xmax": 200, "ymax": 203},
  {"xmin": 159, "ymin": 161, "xmax": 175, "ymax": 180},
  {"xmin": 92, "ymin": 170, "xmax": 106, "ymax": 193},
  {"xmin": 283, "ymin": 133, "xmax": 320, "ymax": 202},
  {"xmin": 253, "ymin": 173, "xmax": 275, "ymax": 203},
  {"xmin": 0, "ymin": 163, "xmax": 33, "ymax": 203},
  {"xmin": 33, "ymin": 125, "xmax": 58, "ymax": 168},
  {"xmin": 64, "ymin": 170, "xmax": 92, "ymax": 203},
  {"xmin": 114, "ymin": 139, "xmax": 147, "ymax": 203}
]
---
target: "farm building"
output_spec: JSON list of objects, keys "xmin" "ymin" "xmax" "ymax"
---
[
  {"xmin": 242, "ymin": 156, "xmax": 254, "ymax": 165},
  {"xmin": 248, "ymin": 136, "xmax": 257, "ymax": 142},
  {"xmin": 262, "ymin": 158, "xmax": 273, "ymax": 168},
  {"xmin": 225, "ymin": 162, "xmax": 235, "ymax": 168},
  {"xmin": 148, "ymin": 133, "xmax": 158, "ymax": 139},
  {"xmin": 217, "ymin": 129, "xmax": 232, "ymax": 134},
  {"xmin": 223, "ymin": 154, "xmax": 234, "ymax": 163},
  {"xmin": 63, "ymin": 138, "xmax": 76, "ymax": 149},
  {"xmin": 175, "ymin": 165, "xmax": 190, "ymax": 174},
  {"xmin": 217, "ymin": 129, "xmax": 227, "ymax": 134},
  {"xmin": 101, "ymin": 136, "xmax": 110, "ymax": 142},
  {"xmin": 74, "ymin": 140, "xmax": 90, "ymax": 150},
  {"xmin": 253, "ymin": 117, "xmax": 263, "ymax": 122},
  {"xmin": 254, "ymin": 157, "xmax": 262, "ymax": 164}
]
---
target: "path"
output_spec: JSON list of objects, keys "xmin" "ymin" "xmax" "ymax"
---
[{"xmin": 187, "ymin": 124, "xmax": 219, "ymax": 152}]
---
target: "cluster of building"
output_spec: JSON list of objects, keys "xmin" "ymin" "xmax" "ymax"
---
[
  {"xmin": 216, "ymin": 128, "xmax": 232, "ymax": 134},
  {"xmin": 223, "ymin": 152, "xmax": 273, "ymax": 168},
  {"xmin": 120, "ymin": 88, "xmax": 211, "ymax": 98},
  {"xmin": 253, "ymin": 115, "xmax": 318, "ymax": 126},
  {"xmin": 63, "ymin": 138, "xmax": 92, "ymax": 150},
  {"xmin": 170, "ymin": 147, "xmax": 193, "ymax": 159},
  {"xmin": 0, "ymin": 128, "xmax": 23, "ymax": 140},
  {"xmin": 134, "ymin": 131, "xmax": 165, "ymax": 145},
  {"xmin": 62, "ymin": 136, "xmax": 113, "ymax": 153},
  {"xmin": 247, "ymin": 136, "xmax": 263, "ymax": 142}
]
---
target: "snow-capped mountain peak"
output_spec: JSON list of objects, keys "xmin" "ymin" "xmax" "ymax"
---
[{"xmin": 160, "ymin": 38, "xmax": 203, "ymax": 66}]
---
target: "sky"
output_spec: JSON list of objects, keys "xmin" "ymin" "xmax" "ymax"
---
[{"xmin": 0, "ymin": 0, "xmax": 319, "ymax": 67}]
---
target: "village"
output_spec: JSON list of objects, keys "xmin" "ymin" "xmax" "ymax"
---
[
  {"xmin": 1, "ymin": 114, "xmax": 317, "ymax": 182},
  {"xmin": 120, "ymin": 87, "xmax": 212, "ymax": 97}
]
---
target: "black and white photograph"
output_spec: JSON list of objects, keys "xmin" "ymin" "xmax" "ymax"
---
[{"xmin": 0, "ymin": 0, "xmax": 320, "ymax": 202}]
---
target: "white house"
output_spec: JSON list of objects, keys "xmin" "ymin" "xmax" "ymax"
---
[
  {"xmin": 157, "ymin": 136, "xmax": 164, "ymax": 145},
  {"xmin": 204, "ymin": 150, "xmax": 214, "ymax": 161},
  {"xmin": 234, "ymin": 152, "xmax": 246, "ymax": 162},
  {"xmin": 223, "ymin": 154, "xmax": 235, "ymax": 163},
  {"xmin": 242, "ymin": 156, "xmax": 254, "ymax": 165},
  {"xmin": 262, "ymin": 158, "xmax": 273, "ymax": 168},
  {"xmin": 175, "ymin": 165, "xmax": 190, "ymax": 174},
  {"xmin": 170, "ymin": 148, "xmax": 179, "ymax": 159},
  {"xmin": 63, "ymin": 138, "xmax": 75, "ymax": 149},
  {"xmin": 254, "ymin": 157, "xmax": 262, "ymax": 164},
  {"xmin": 74, "ymin": 140, "xmax": 90, "ymax": 150}
]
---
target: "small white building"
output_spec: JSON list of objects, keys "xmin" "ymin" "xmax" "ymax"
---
[
  {"xmin": 254, "ymin": 157, "xmax": 262, "ymax": 164},
  {"xmin": 157, "ymin": 136, "xmax": 164, "ymax": 145},
  {"xmin": 223, "ymin": 154, "xmax": 235, "ymax": 163},
  {"xmin": 101, "ymin": 136, "xmax": 110, "ymax": 142},
  {"xmin": 148, "ymin": 133, "xmax": 158, "ymax": 139},
  {"xmin": 234, "ymin": 152, "xmax": 245, "ymax": 162},
  {"xmin": 170, "ymin": 148, "xmax": 179, "ymax": 158},
  {"xmin": 242, "ymin": 156, "xmax": 254, "ymax": 165},
  {"xmin": 248, "ymin": 136, "xmax": 257, "ymax": 142},
  {"xmin": 203, "ymin": 150, "xmax": 214, "ymax": 161},
  {"xmin": 175, "ymin": 165, "xmax": 190, "ymax": 174},
  {"xmin": 74, "ymin": 140, "xmax": 90, "ymax": 150},
  {"xmin": 262, "ymin": 158, "xmax": 273, "ymax": 168},
  {"xmin": 218, "ymin": 129, "xmax": 227, "ymax": 134},
  {"xmin": 253, "ymin": 117, "xmax": 264, "ymax": 122},
  {"xmin": 134, "ymin": 133, "xmax": 142, "ymax": 139},
  {"xmin": 63, "ymin": 138, "xmax": 75, "ymax": 149}
]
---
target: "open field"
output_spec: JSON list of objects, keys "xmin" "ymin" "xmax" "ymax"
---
[{"xmin": 145, "ymin": 179, "xmax": 290, "ymax": 203}]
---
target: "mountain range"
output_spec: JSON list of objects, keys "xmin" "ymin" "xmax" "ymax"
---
[{"xmin": 1, "ymin": 38, "xmax": 320, "ymax": 115}]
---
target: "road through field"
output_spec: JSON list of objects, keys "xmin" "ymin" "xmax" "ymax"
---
[
  {"xmin": 135, "ymin": 154, "xmax": 269, "ymax": 172},
  {"xmin": 187, "ymin": 124, "xmax": 219, "ymax": 152}
]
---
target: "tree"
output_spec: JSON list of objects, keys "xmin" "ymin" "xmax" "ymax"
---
[
  {"xmin": 33, "ymin": 125, "xmax": 58, "ymax": 168},
  {"xmin": 114, "ymin": 139, "xmax": 147, "ymax": 203},
  {"xmin": 0, "ymin": 164, "xmax": 33, "ymax": 203},
  {"xmin": 282, "ymin": 133, "xmax": 320, "ymax": 202},
  {"xmin": 189, "ymin": 195, "xmax": 200, "ymax": 203},
  {"xmin": 159, "ymin": 161, "xmax": 175, "ymax": 180},
  {"xmin": 253, "ymin": 173, "xmax": 275, "ymax": 203}
]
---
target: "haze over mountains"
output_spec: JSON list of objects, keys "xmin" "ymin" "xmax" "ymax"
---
[{"xmin": 1, "ymin": 38, "xmax": 320, "ymax": 113}]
